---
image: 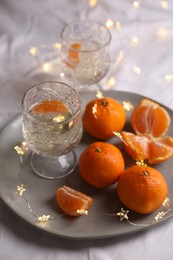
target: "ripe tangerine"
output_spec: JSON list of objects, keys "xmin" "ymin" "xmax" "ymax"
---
[
  {"xmin": 79, "ymin": 142, "xmax": 125, "ymax": 188},
  {"xmin": 117, "ymin": 165, "xmax": 168, "ymax": 214},
  {"xmin": 82, "ymin": 97, "xmax": 126, "ymax": 140}
]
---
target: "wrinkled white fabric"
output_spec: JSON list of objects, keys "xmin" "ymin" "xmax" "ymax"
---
[{"xmin": 1, "ymin": 0, "xmax": 173, "ymax": 259}]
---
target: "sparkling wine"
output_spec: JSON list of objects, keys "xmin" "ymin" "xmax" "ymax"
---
[{"xmin": 23, "ymin": 106, "xmax": 82, "ymax": 157}]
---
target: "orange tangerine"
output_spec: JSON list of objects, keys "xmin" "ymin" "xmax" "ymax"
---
[
  {"xmin": 79, "ymin": 142, "xmax": 125, "ymax": 188},
  {"xmin": 117, "ymin": 165, "xmax": 168, "ymax": 214},
  {"xmin": 82, "ymin": 97, "xmax": 126, "ymax": 140}
]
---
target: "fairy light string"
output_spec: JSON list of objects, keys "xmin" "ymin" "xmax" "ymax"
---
[{"xmin": 13, "ymin": 117, "xmax": 171, "ymax": 228}]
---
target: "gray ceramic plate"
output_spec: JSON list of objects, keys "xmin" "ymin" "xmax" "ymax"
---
[{"xmin": 0, "ymin": 90, "xmax": 173, "ymax": 240}]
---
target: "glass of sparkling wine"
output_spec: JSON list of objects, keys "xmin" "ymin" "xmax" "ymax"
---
[
  {"xmin": 61, "ymin": 19, "xmax": 112, "ymax": 90},
  {"xmin": 22, "ymin": 81, "xmax": 83, "ymax": 179}
]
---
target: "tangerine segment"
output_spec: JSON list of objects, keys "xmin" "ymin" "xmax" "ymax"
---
[
  {"xmin": 149, "ymin": 137, "xmax": 173, "ymax": 164},
  {"xmin": 79, "ymin": 142, "xmax": 125, "ymax": 188},
  {"xmin": 33, "ymin": 100, "xmax": 68, "ymax": 114},
  {"xmin": 56, "ymin": 185, "xmax": 93, "ymax": 216},
  {"xmin": 117, "ymin": 165, "xmax": 168, "ymax": 214},
  {"xmin": 83, "ymin": 97, "xmax": 126, "ymax": 140},
  {"xmin": 121, "ymin": 132, "xmax": 173, "ymax": 164},
  {"xmin": 121, "ymin": 132, "xmax": 150, "ymax": 161},
  {"xmin": 66, "ymin": 43, "xmax": 81, "ymax": 68},
  {"xmin": 130, "ymin": 98, "xmax": 170, "ymax": 137}
]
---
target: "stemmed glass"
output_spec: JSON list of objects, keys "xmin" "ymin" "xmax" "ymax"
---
[
  {"xmin": 61, "ymin": 19, "xmax": 112, "ymax": 92},
  {"xmin": 22, "ymin": 81, "xmax": 83, "ymax": 179}
]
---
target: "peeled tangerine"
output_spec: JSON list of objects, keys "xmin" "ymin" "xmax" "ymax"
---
[
  {"xmin": 121, "ymin": 98, "xmax": 173, "ymax": 164},
  {"xmin": 56, "ymin": 185, "xmax": 93, "ymax": 216}
]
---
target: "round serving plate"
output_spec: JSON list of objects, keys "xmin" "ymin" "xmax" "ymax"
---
[{"xmin": 0, "ymin": 90, "xmax": 173, "ymax": 239}]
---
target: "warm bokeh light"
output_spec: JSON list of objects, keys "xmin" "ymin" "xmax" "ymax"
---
[
  {"xmin": 115, "ymin": 21, "xmax": 122, "ymax": 32},
  {"xmin": 130, "ymin": 37, "xmax": 140, "ymax": 46},
  {"xmin": 106, "ymin": 76, "xmax": 117, "ymax": 88},
  {"xmin": 41, "ymin": 62, "xmax": 52, "ymax": 71},
  {"xmin": 165, "ymin": 74, "xmax": 173, "ymax": 83},
  {"xmin": 106, "ymin": 18, "xmax": 114, "ymax": 29},
  {"xmin": 133, "ymin": 1, "xmax": 141, "ymax": 9},
  {"xmin": 133, "ymin": 65, "xmax": 141, "ymax": 75},
  {"xmin": 88, "ymin": 0, "xmax": 97, "ymax": 8},
  {"xmin": 160, "ymin": 0, "xmax": 169, "ymax": 9},
  {"xmin": 29, "ymin": 47, "xmax": 38, "ymax": 56}
]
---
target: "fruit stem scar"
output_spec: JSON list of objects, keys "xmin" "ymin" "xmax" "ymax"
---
[
  {"xmin": 96, "ymin": 147, "xmax": 102, "ymax": 153},
  {"xmin": 101, "ymin": 100, "xmax": 108, "ymax": 106},
  {"xmin": 142, "ymin": 171, "xmax": 149, "ymax": 176}
]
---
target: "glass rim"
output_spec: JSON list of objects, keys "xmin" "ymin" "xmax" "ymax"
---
[
  {"xmin": 61, "ymin": 19, "xmax": 112, "ymax": 53},
  {"xmin": 21, "ymin": 81, "xmax": 81, "ymax": 125}
]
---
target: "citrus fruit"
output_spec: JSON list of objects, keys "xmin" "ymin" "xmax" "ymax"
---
[
  {"xmin": 56, "ymin": 185, "xmax": 93, "ymax": 216},
  {"xmin": 82, "ymin": 97, "xmax": 126, "ymax": 140},
  {"xmin": 66, "ymin": 43, "xmax": 81, "ymax": 68},
  {"xmin": 130, "ymin": 98, "xmax": 170, "ymax": 137},
  {"xmin": 121, "ymin": 132, "xmax": 149, "ymax": 161},
  {"xmin": 121, "ymin": 98, "xmax": 173, "ymax": 164},
  {"xmin": 33, "ymin": 100, "xmax": 68, "ymax": 114},
  {"xmin": 117, "ymin": 165, "xmax": 168, "ymax": 214},
  {"xmin": 79, "ymin": 142, "xmax": 125, "ymax": 188}
]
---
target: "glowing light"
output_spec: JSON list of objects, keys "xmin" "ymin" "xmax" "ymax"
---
[
  {"xmin": 113, "ymin": 131, "xmax": 123, "ymax": 140},
  {"xmin": 60, "ymin": 72, "xmax": 65, "ymax": 78},
  {"xmin": 115, "ymin": 21, "xmax": 122, "ymax": 32},
  {"xmin": 53, "ymin": 114, "xmax": 65, "ymax": 123},
  {"xmin": 41, "ymin": 62, "xmax": 52, "ymax": 71},
  {"xmin": 117, "ymin": 208, "xmax": 129, "ymax": 221},
  {"xmin": 29, "ymin": 47, "xmax": 38, "ymax": 56},
  {"xmin": 106, "ymin": 76, "xmax": 117, "ymax": 88},
  {"xmin": 165, "ymin": 74, "xmax": 173, "ymax": 83},
  {"xmin": 88, "ymin": 0, "xmax": 97, "ymax": 8},
  {"xmin": 17, "ymin": 184, "xmax": 26, "ymax": 196},
  {"xmin": 76, "ymin": 209, "xmax": 88, "ymax": 215},
  {"xmin": 162, "ymin": 197, "xmax": 170, "ymax": 208},
  {"xmin": 37, "ymin": 215, "xmax": 51, "ymax": 223},
  {"xmin": 133, "ymin": 65, "xmax": 141, "ymax": 75},
  {"xmin": 14, "ymin": 141, "xmax": 29, "ymax": 155},
  {"xmin": 160, "ymin": 0, "xmax": 169, "ymax": 9},
  {"xmin": 106, "ymin": 18, "xmax": 114, "ymax": 30},
  {"xmin": 122, "ymin": 101, "xmax": 133, "ymax": 111},
  {"xmin": 155, "ymin": 211, "xmax": 169, "ymax": 222},
  {"xmin": 130, "ymin": 36, "xmax": 140, "ymax": 46},
  {"xmin": 116, "ymin": 51, "xmax": 124, "ymax": 63},
  {"xmin": 54, "ymin": 43, "xmax": 61, "ymax": 49},
  {"xmin": 96, "ymin": 90, "xmax": 104, "ymax": 98},
  {"xmin": 133, "ymin": 1, "xmax": 141, "ymax": 8},
  {"xmin": 136, "ymin": 160, "xmax": 147, "ymax": 166},
  {"xmin": 157, "ymin": 27, "xmax": 168, "ymax": 39}
]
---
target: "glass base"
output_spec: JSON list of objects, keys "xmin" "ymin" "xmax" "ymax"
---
[{"xmin": 30, "ymin": 151, "xmax": 77, "ymax": 179}]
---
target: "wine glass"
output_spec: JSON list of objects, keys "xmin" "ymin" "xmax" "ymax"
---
[
  {"xmin": 22, "ymin": 81, "xmax": 83, "ymax": 179},
  {"xmin": 61, "ymin": 19, "xmax": 112, "ymax": 92}
]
